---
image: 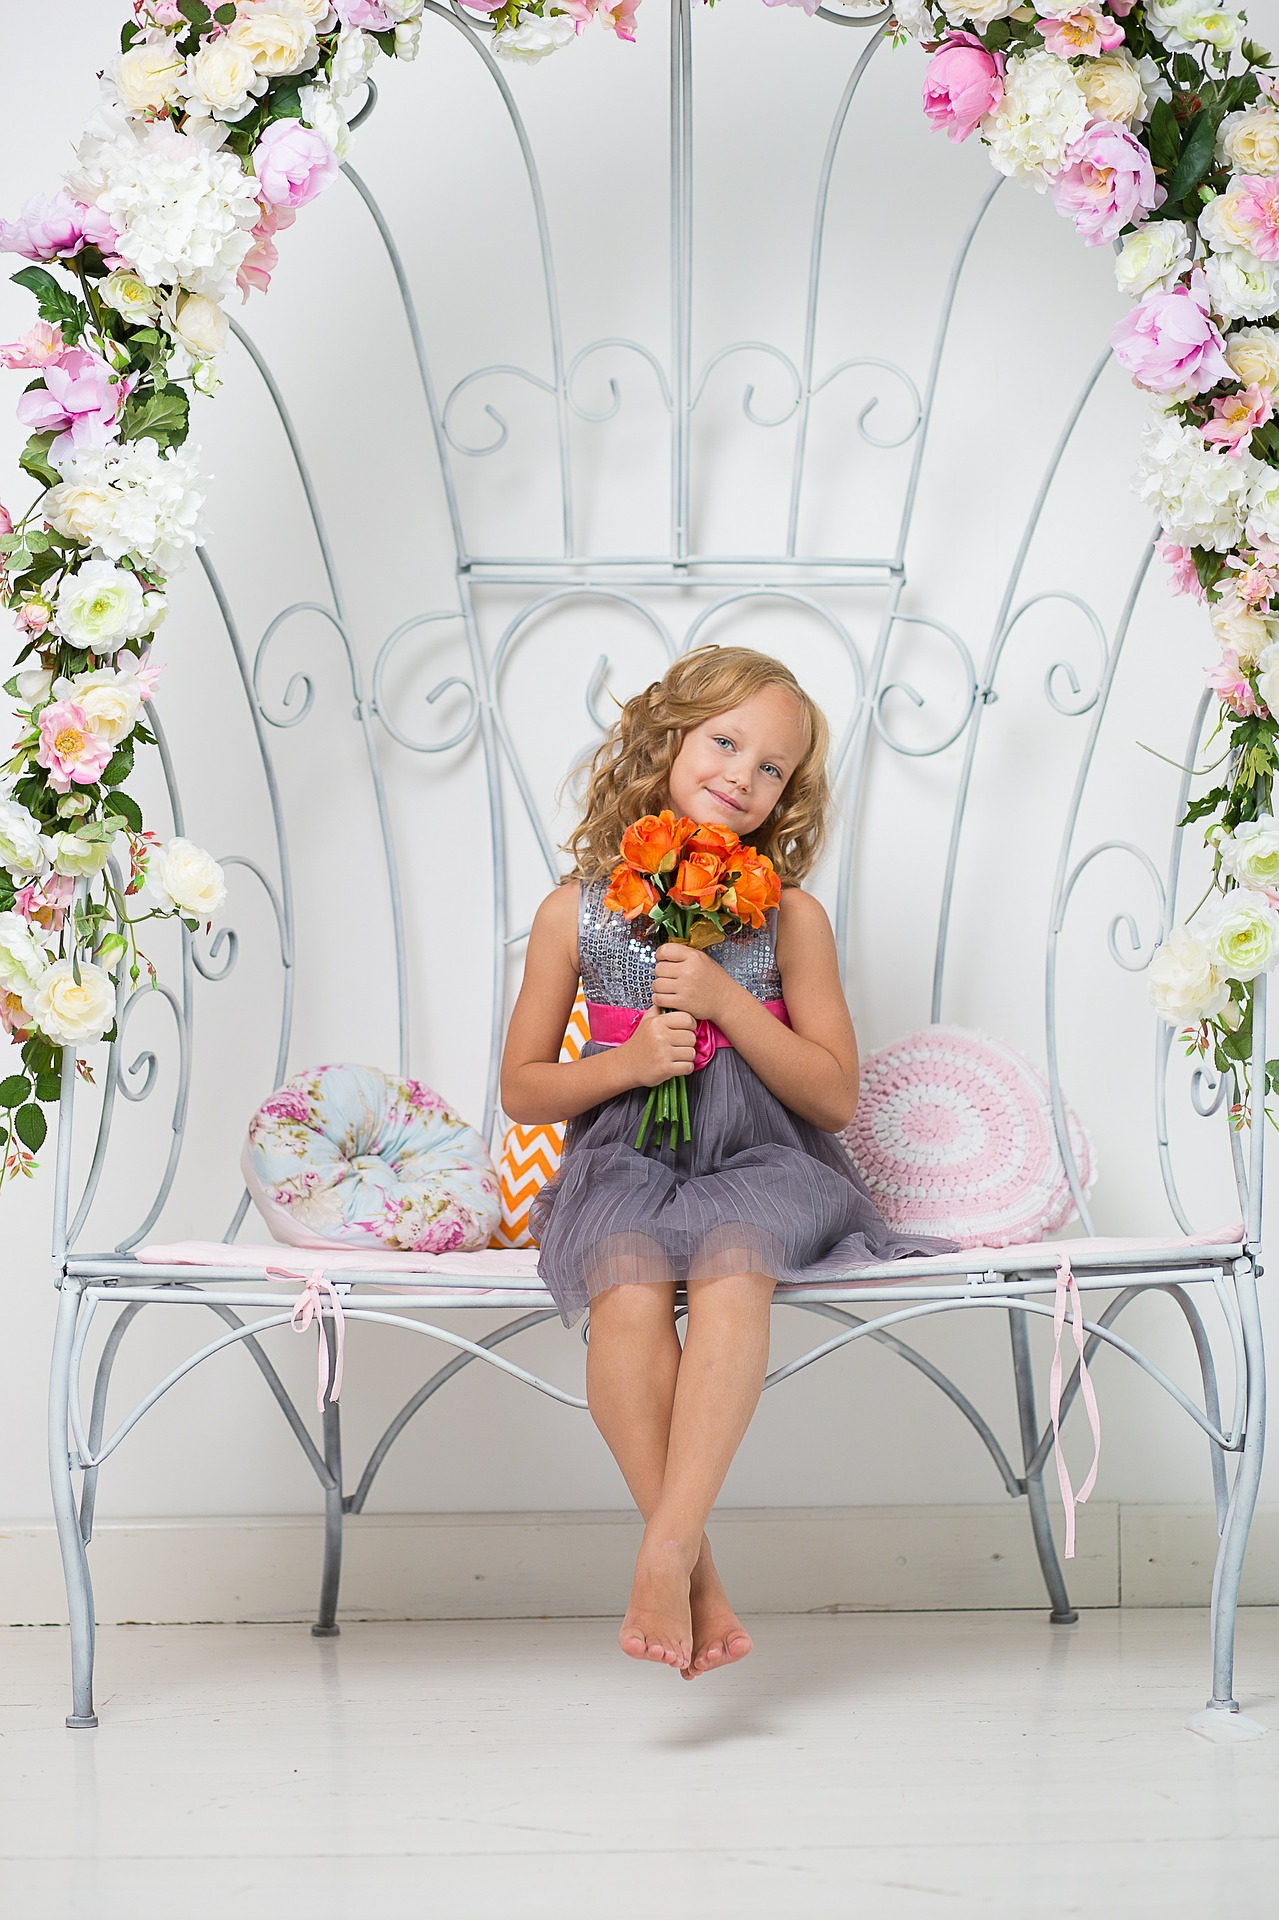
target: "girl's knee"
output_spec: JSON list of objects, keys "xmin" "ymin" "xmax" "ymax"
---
[{"xmin": 588, "ymin": 1280, "xmax": 678, "ymax": 1333}]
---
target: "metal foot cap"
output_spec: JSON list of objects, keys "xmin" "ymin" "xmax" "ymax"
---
[
  {"xmin": 1050, "ymin": 1609, "xmax": 1079, "ymax": 1625},
  {"xmin": 311, "ymin": 1623, "xmax": 340, "ymax": 1638},
  {"xmin": 65, "ymin": 1712, "xmax": 98, "ymax": 1730}
]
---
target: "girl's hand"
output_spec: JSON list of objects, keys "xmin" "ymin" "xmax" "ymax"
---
[
  {"xmin": 623, "ymin": 1007, "xmax": 697, "ymax": 1087},
  {"xmin": 651, "ymin": 942, "xmax": 730, "ymax": 1023}
]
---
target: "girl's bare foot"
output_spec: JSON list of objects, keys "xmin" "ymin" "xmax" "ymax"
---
[
  {"xmin": 619, "ymin": 1536, "xmax": 696, "ymax": 1671},
  {"xmin": 682, "ymin": 1540, "xmax": 753, "ymax": 1680}
]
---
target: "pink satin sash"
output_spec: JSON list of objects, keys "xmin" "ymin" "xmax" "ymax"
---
[{"xmin": 586, "ymin": 997, "xmax": 791, "ymax": 1072}]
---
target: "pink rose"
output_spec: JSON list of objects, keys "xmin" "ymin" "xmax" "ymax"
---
[
  {"xmin": 252, "ymin": 121, "xmax": 340, "ymax": 211},
  {"xmin": 1110, "ymin": 268, "xmax": 1231, "ymax": 395},
  {"xmin": 0, "ymin": 192, "xmax": 120, "ymax": 264},
  {"xmin": 15, "ymin": 599, "xmax": 52, "ymax": 637},
  {"xmin": 1051, "ymin": 119, "xmax": 1163, "ymax": 246},
  {"xmin": 922, "ymin": 33, "xmax": 1005, "ymax": 144},
  {"xmin": 1225, "ymin": 552, "xmax": 1279, "ymax": 608},
  {"xmin": 1036, "ymin": 4, "xmax": 1124, "ymax": 56},
  {"xmin": 1234, "ymin": 177, "xmax": 1279, "ymax": 264},
  {"xmin": 236, "ymin": 203, "xmax": 297, "ymax": 301},
  {"xmin": 14, "ymin": 347, "xmax": 132, "ymax": 458},
  {"xmin": 36, "ymin": 701, "xmax": 113, "ymax": 793},
  {"xmin": 0, "ymin": 504, "xmax": 10, "ymax": 540},
  {"xmin": 1206, "ymin": 649, "xmax": 1262, "ymax": 718},
  {"xmin": 599, "ymin": 0, "xmax": 640, "ymax": 35},
  {"xmin": 0, "ymin": 322, "xmax": 66, "ymax": 371},
  {"xmin": 1202, "ymin": 382, "xmax": 1273, "ymax": 458},
  {"xmin": 1156, "ymin": 537, "xmax": 1207, "ymax": 601}
]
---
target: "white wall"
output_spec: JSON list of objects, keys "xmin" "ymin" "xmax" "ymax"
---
[{"xmin": 1, "ymin": 0, "xmax": 1275, "ymax": 1531}]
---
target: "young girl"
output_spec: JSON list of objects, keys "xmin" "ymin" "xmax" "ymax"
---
[{"xmin": 500, "ymin": 645, "xmax": 956, "ymax": 1681}]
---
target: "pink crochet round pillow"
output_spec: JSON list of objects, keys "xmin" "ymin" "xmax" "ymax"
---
[{"xmin": 840, "ymin": 1025, "xmax": 1095, "ymax": 1249}]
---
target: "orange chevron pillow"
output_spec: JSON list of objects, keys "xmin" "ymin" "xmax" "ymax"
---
[{"xmin": 489, "ymin": 984, "xmax": 591, "ymax": 1249}]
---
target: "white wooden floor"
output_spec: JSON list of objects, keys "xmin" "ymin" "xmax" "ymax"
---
[{"xmin": 2, "ymin": 1611, "xmax": 1277, "ymax": 1919}]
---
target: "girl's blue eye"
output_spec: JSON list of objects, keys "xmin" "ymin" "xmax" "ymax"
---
[{"xmin": 714, "ymin": 736, "xmax": 782, "ymax": 779}]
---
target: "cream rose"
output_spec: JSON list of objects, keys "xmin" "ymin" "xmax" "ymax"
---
[
  {"xmin": 0, "ymin": 799, "xmax": 47, "ymax": 878},
  {"xmin": 0, "ymin": 915, "xmax": 52, "ymax": 999},
  {"xmin": 226, "ymin": 6, "xmax": 320, "ymax": 77},
  {"xmin": 49, "ymin": 830, "xmax": 115, "ymax": 878},
  {"xmin": 98, "ymin": 269, "xmax": 159, "ymax": 324},
  {"xmin": 1226, "ymin": 325, "xmax": 1279, "ymax": 395},
  {"xmin": 181, "ymin": 40, "xmax": 269, "ymax": 122},
  {"xmin": 1218, "ymin": 105, "xmax": 1279, "ymax": 177},
  {"xmin": 167, "ymin": 291, "xmax": 229, "ymax": 358},
  {"xmin": 1147, "ymin": 926, "xmax": 1231, "ymax": 1023},
  {"xmin": 44, "ymin": 478, "xmax": 114, "ymax": 549},
  {"xmin": 147, "ymin": 837, "xmax": 227, "ymax": 919},
  {"xmin": 1197, "ymin": 889, "xmax": 1279, "ymax": 980},
  {"xmin": 940, "ymin": 0, "xmax": 1021, "ymax": 22},
  {"xmin": 1199, "ymin": 184, "xmax": 1259, "ymax": 255},
  {"xmin": 1211, "ymin": 594, "xmax": 1277, "ymax": 666},
  {"xmin": 1217, "ymin": 819, "xmax": 1279, "ymax": 893},
  {"xmin": 22, "ymin": 958, "xmax": 116, "ymax": 1045},
  {"xmin": 57, "ymin": 667, "xmax": 144, "ymax": 747},
  {"xmin": 112, "ymin": 37, "xmax": 187, "ymax": 113},
  {"xmin": 1078, "ymin": 51, "xmax": 1145, "ymax": 127}
]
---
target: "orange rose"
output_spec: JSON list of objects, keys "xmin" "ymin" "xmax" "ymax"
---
[
  {"xmin": 722, "ymin": 849, "xmax": 781, "ymax": 929},
  {"xmin": 603, "ymin": 865, "xmax": 659, "ymax": 921},
  {"xmin": 683, "ymin": 821, "xmax": 741, "ymax": 863},
  {"xmin": 668, "ymin": 849, "xmax": 725, "ymax": 911},
  {"xmin": 619, "ymin": 809, "xmax": 699, "ymax": 877}
]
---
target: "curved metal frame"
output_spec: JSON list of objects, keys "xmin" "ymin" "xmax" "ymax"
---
[{"xmin": 44, "ymin": 0, "xmax": 1267, "ymax": 1731}]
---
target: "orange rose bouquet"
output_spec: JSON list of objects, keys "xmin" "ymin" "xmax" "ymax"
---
[{"xmin": 602, "ymin": 810, "xmax": 782, "ymax": 1152}]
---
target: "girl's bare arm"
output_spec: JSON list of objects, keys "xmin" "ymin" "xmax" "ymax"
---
[{"xmin": 499, "ymin": 883, "xmax": 696, "ymax": 1125}]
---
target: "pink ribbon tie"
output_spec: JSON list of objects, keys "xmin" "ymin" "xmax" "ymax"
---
[
  {"xmin": 269, "ymin": 1265, "xmax": 346, "ymax": 1411},
  {"xmin": 586, "ymin": 997, "xmax": 790, "ymax": 1068},
  {"xmin": 1047, "ymin": 1256, "xmax": 1101, "ymax": 1560}
]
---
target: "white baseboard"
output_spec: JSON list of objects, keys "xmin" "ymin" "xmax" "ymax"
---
[{"xmin": 2, "ymin": 1504, "xmax": 1276, "ymax": 1625}]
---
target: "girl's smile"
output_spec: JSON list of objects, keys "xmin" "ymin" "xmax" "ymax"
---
[{"xmin": 667, "ymin": 683, "xmax": 809, "ymax": 838}]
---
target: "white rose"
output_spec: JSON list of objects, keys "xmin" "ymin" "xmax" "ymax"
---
[
  {"xmin": 98, "ymin": 269, "xmax": 160, "ymax": 324},
  {"xmin": 226, "ymin": 6, "xmax": 320, "ymax": 76},
  {"xmin": 1204, "ymin": 250, "xmax": 1279, "ymax": 324},
  {"xmin": 1217, "ymin": 818, "xmax": 1279, "ymax": 893},
  {"xmin": 1147, "ymin": 925, "xmax": 1231, "ymax": 1023},
  {"xmin": 285, "ymin": 0, "xmax": 338, "ymax": 23},
  {"xmin": 893, "ymin": 0, "xmax": 936, "ymax": 34},
  {"xmin": 1115, "ymin": 221, "xmax": 1193, "ymax": 299},
  {"xmin": 22, "ymin": 957, "xmax": 116, "ymax": 1046},
  {"xmin": 1199, "ymin": 184, "xmax": 1260, "ymax": 255},
  {"xmin": 1257, "ymin": 639, "xmax": 1279, "ymax": 714},
  {"xmin": 180, "ymin": 40, "xmax": 270, "ymax": 122},
  {"xmin": 53, "ymin": 560, "xmax": 148, "ymax": 655},
  {"xmin": 49, "ymin": 830, "xmax": 114, "ymax": 878},
  {"xmin": 330, "ymin": 27, "xmax": 379, "ymax": 97},
  {"xmin": 0, "ymin": 799, "xmax": 47, "ymax": 878},
  {"xmin": 940, "ymin": 0, "xmax": 1019, "ymax": 22},
  {"xmin": 44, "ymin": 478, "xmax": 115, "ymax": 549},
  {"xmin": 1218, "ymin": 105, "xmax": 1279, "ymax": 177},
  {"xmin": 298, "ymin": 83, "xmax": 353, "ymax": 160},
  {"xmin": 112, "ymin": 36, "xmax": 187, "ymax": 113},
  {"xmin": 0, "ymin": 915, "xmax": 52, "ymax": 999},
  {"xmin": 14, "ymin": 668, "xmax": 52, "ymax": 706},
  {"xmin": 166, "ymin": 290, "xmax": 228, "ymax": 358},
  {"xmin": 1248, "ymin": 468, "xmax": 1279, "ymax": 547},
  {"xmin": 1197, "ymin": 889, "xmax": 1279, "ymax": 980},
  {"xmin": 979, "ymin": 51, "xmax": 1089, "ymax": 188},
  {"xmin": 1210, "ymin": 594, "xmax": 1278, "ymax": 666},
  {"xmin": 492, "ymin": 9, "xmax": 578, "ymax": 61},
  {"xmin": 1077, "ymin": 51, "xmax": 1145, "ymax": 128},
  {"xmin": 57, "ymin": 667, "xmax": 144, "ymax": 747},
  {"xmin": 1181, "ymin": 6, "xmax": 1243, "ymax": 47},
  {"xmin": 147, "ymin": 837, "xmax": 227, "ymax": 919},
  {"xmin": 1226, "ymin": 325, "xmax": 1279, "ymax": 394},
  {"xmin": 394, "ymin": 18, "xmax": 422, "ymax": 56}
]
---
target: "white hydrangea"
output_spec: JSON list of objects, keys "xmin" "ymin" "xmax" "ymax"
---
[
  {"xmin": 1132, "ymin": 411, "xmax": 1259, "ymax": 552},
  {"xmin": 44, "ymin": 440, "xmax": 206, "ymax": 577},
  {"xmin": 492, "ymin": 9, "xmax": 578, "ymax": 61},
  {"xmin": 330, "ymin": 27, "xmax": 379, "ymax": 99},
  {"xmin": 1115, "ymin": 221, "xmax": 1193, "ymax": 299},
  {"xmin": 1247, "ymin": 466, "xmax": 1279, "ymax": 548},
  {"xmin": 66, "ymin": 107, "xmax": 260, "ymax": 301},
  {"xmin": 1204, "ymin": 250, "xmax": 1279, "ymax": 324},
  {"xmin": 979, "ymin": 51, "xmax": 1089, "ymax": 189}
]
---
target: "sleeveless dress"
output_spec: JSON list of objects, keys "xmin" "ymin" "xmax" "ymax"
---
[{"xmin": 528, "ymin": 874, "xmax": 959, "ymax": 1326}]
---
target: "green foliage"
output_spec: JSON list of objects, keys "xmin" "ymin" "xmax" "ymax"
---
[
  {"xmin": 122, "ymin": 388, "xmax": 190, "ymax": 449},
  {"xmin": 14, "ymin": 1104, "xmax": 47, "ymax": 1152},
  {"xmin": 1146, "ymin": 98, "xmax": 1181, "ymax": 175},
  {"xmin": 11, "ymin": 265, "xmax": 84, "ymax": 335},
  {"xmin": 1164, "ymin": 111, "xmax": 1220, "ymax": 207},
  {"xmin": 0, "ymin": 1075, "xmax": 30, "ymax": 1110},
  {"xmin": 18, "ymin": 432, "xmax": 60, "ymax": 490}
]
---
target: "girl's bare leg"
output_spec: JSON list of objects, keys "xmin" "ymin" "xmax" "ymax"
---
[{"xmin": 585, "ymin": 1274, "xmax": 752, "ymax": 1675}]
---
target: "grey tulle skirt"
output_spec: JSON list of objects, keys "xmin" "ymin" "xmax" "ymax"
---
[{"xmin": 529, "ymin": 1041, "xmax": 959, "ymax": 1327}]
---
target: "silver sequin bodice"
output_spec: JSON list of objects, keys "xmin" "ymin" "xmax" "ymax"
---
[{"xmin": 577, "ymin": 872, "xmax": 783, "ymax": 1010}]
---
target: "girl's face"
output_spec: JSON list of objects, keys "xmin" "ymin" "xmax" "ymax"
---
[{"xmin": 667, "ymin": 685, "xmax": 809, "ymax": 838}]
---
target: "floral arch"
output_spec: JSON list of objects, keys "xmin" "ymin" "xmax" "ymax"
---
[{"xmin": 0, "ymin": 0, "xmax": 1275, "ymax": 1185}]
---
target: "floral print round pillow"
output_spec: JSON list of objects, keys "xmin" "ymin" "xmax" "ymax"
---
[{"xmin": 242, "ymin": 1064, "xmax": 499, "ymax": 1254}]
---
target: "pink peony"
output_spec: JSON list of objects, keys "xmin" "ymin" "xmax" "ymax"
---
[
  {"xmin": 0, "ymin": 504, "xmax": 10, "ymax": 540},
  {"xmin": 761, "ymin": 0, "xmax": 822, "ymax": 13},
  {"xmin": 1233, "ymin": 176, "xmax": 1279, "ymax": 263},
  {"xmin": 1157, "ymin": 537, "xmax": 1207, "ymax": 601},
  {"xmin": 1206, "ymin": 649, "xmax": 1262, "ymax": 717},
  {"xmin": 36, "ymin": 701, "xmax": 113, "ymax": 793},
  {"xmin": 252, "ymin": 121, "xmax": 340, "ymax": 211},
  {"xmin": 922, "ymin": 33, "xmax": 1005, "ymax": 144},
  {"xmin": 0, "ymin": 192, "xmax": 121, "ymax": 264},
  {"xmin": 1202, "ymin": 382, "xmax": 1273, "ymax": 457},
  {"xmin": 1036, "ymin": 3, "xmax": 1124, "ymax": 56},
  {"xmin": 0, "ymin": 322, "xmax": 66, "ymax": 371},
  {"xmin": 334, "ymin": 0, "xmax": 396, "ymax": 24},
  {"xmin": 14, "ymin": 347, "xmax": 132, "ymax": 458},
  {"xmin": 1110, "ymin": 269, "xmax": 1231, "ymax": 395},
  {"xmin": 1051, "ymin": 119, "xmax": 1163, "ymax": 247},
  {"xmin": 236, "ymin": 203, "xmax": 297, "ymax": 301},
  {"xmin": 599, "ymin": 0, "xmax": 640, "ymax": 35}
]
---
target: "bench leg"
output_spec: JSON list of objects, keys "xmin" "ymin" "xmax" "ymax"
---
[
  {"xmin": 1207, "ymin": 1262, "xmax": 1267, "ymax": 1712},
  {"xmin": 313, "ymin": 1317, "xmax": 344, "ymax": 1638},
  {"xmin": 48, "ymin": 1283, "xmax": 98, "ymax": 1728},
  {"xmin": 1008, "ymin": 1308, "xmax": 1077, "ymax": 1625}
]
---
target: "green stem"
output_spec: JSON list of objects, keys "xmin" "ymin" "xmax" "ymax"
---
[{"xmin": 679, "ymin": 1072, "xmax": 690, "ymax": 1146}]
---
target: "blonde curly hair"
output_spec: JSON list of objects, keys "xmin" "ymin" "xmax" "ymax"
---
[{"xmin": 560, "ymin": 644, "xmax": 832, "ymax": 886}]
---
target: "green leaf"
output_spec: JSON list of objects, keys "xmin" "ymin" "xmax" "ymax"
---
[
  {"xmin": 1241, "ymin": 39, "xmax": 1273, "ymax": 66},
  {"xmin": 122, "ymin": 387, "xmax": 189, "ymax": 446},
  {"xmin": 10, "ymin": 265, "xmax": 82, "ymax": 331},
  {"xmin": 1180, "ymin": 784, "xmax": 1229, "ymax": 827},
  {"xmin": 21, "ymin": 1036, "xmax": 58, "ymax": 1076},
  {"xmin": 18, "ymin": 432, "xmax": 60, "ymax": 490},
  {"xmin": 33, "ymin": 1071, "xmax": 62, "ymax": 1103},
  {"xmin": 121, "ymin": 20, "xmax": 141, "ymax": 51},
  {"xmin": 267, "ymin": 85, "xmax": 303, "ymax": 123},
  {"xmin": 213, "ymin": 1, "xmax": 238, "ymax": 19},
  {"xmin": 1147, "ymin": 98, "xmax": 1181, "ymax": 174},
  {"xmin": 1165, "ymin": 111, "xmax": 1221, "ymax": 206},
  {"xmin": 0, "ymin": 1074, "xmax": 30, "ymax": 1109},
  {"xmin": 24, "ymin": 529, "xmax": 48, "ymax": 553},
  {"xmin": 178, "ymin": 0, "xmax": 212, "ymax": 22},
  {"xmin": 15, "ymin": 1103, "xmax": 47, "ymax": 1152},
  {"xmin": 106, "ymin": 789, "xmax": 143, "ymax": 833},
  {"xmin": 1192, "ymin": 546, "xmax": 1228, "ymax": 596},
  {"xmin": 100, "ymin": 743, "xmax": 134, "ymax": 788}
]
